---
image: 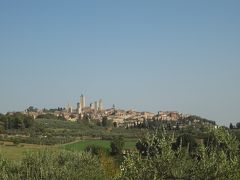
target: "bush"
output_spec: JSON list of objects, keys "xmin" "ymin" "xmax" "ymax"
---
[
  {"xmin": 84, "ymin": 144, "xmax": 102, "ymax": 155},
  {"xmin": 110, "ymin": 136, "xmax": 125, "ymax": 156},
  {"xmin": 0, "ymin": 155, "xmax": 21, "ymax": 179},
  {"xmin": 172, "ymin": 133, "xmax": 198, "ymax": 153},
  {"xmin": 118, "ymin": 128, "xmax": 240, "ymax": 180},
  {"xmin": 21, "ymin": 150, "xmax": 106, "ymax": 179},
  {"xmin": 13, "ymin": 138, "xmax": 20, "ymax": 146},
  {"xmin": 0, "ymin": 149, "xmax": 107, "ymax": 180},
  {"xmin": 136, "ymin": 130, "xmax": 167, "ymax": 156}
]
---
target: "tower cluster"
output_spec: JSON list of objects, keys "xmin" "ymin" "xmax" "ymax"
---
[{"xmin": 75, "ymin": 95, "xmax": 104, "ymax": 114}]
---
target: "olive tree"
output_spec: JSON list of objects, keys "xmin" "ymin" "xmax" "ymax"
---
[{"xmin": 118, "ymin": 128, "xmax": 240, "ymax": 180}]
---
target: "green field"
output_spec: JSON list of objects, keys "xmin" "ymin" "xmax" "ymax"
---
[
  {"xmin": 62, "ymin": 139, "xmax": 137, "ymax": 152},
  {"xmin": 0, "ymin": 139, "xmax": 137, "ymax": 161},
  {"xmin": 0, "ymin": 141, "xmax": 54, "ymax": 161}
]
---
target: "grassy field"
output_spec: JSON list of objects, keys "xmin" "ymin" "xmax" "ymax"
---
[
  {"xmin": 62, "ymin": 139, "xmax": 137, "ymax": 152},
  {"xmin": 0, "ymin": 141, "xmax": 54, "ymax": 161},
  {"xmin": 0, "ymin": 139, "xmax": 137, "ymax": 161}
]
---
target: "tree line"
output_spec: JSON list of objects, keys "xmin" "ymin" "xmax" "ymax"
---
[
  {"xmin": 0, "ymin": 113, "xmax": 34, "ymax": 131},
  {"xmin": 230, "ymin": 122, "xmax": 240, "ymax": 129}
]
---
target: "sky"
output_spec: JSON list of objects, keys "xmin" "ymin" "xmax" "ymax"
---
[{"xmin": 0, "ymin": 0, "xmax": 240, "ymax": 125}]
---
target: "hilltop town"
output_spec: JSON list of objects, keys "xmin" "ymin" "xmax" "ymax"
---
[{"xmin": 17, "ymin": 95, "xmax": 216, "ymax": 129}]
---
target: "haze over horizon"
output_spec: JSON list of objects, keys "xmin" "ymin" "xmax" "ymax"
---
[{"xmin": 0, "ymin": 0, "xmax": 240, "ymax": 126}]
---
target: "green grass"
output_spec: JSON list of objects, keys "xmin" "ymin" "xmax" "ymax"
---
[
  {"xmin": 0, "ymin": 142, "xmax": 53, "ymax": 161},
  {"xmin": 125, "ymin": 140, "xmax": 137, "ymax": 149},
  {"xmin": 0, "ymin": 139, "xmax": 137, "ymax": 161},
  {"xmin": 62, "ymin": 139, "xmax": 137, "ymax": 152}
]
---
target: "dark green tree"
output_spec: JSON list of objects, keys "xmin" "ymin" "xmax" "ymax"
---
[
  {"xmin": 84, "ymin": 144, "xmax": 102, "ymax": 155},
  {"xmin": 113, "ymin": 122, "xmax": 117, "ymax": 127},
  {"xmin": 102, "ymin": 116, "xmax": 108, "ymax": 127},
  {"xmin": 236, "ymin": 122, "xmax": 240, "ymax": 129},
  {"xmin": 173, "ymin": 133, "xmax": 198, "ymax": 153},
  {"xmin": 102, "ymin": 116, "xmax": 112, "ymax": 127},
  {"xmin": 176, "ymin": 122, "xmax": 180, "ymax": 130},
  {"xmin": 110, "ymin": 136, "xmax": 125, "ymax": 155}
]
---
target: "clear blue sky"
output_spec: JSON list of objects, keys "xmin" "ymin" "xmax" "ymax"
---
[{"xmin": 0, "ymin": 0, "xmax": 240, "ymax": 125}]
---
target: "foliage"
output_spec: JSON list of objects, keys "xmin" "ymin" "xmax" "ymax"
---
[
  {"xmin": 0, "ymin": 150, "xmax": 106, "ymax": 180},
  {"xmin": 2, "ymin": 127, "xmax": 240, "ymax": 179},
  {"xmin": 84, "ymin": 144, "xmax": 102, "ymax": 155},
  {"xmin": 113, "ymin": 122, "xmax": 117, "ymax": 127},
  {"xmin": 26, "ymin": 106, "xmax": 38, "ymax": 112},
  {"xmin": 102, "ymin": 116, "xmax": 112, "ymax": 127},
  {"xmin": 1, "ymin": 113, "xmax": 34, "ymax": 130},
  {"xmin": 182, "ymin": 115, "xmax": 216, "ymax": 125},
  {"xmin": 236, "ymin": 122, "xmax": 240, "ymax": 129},
  {"xmin": 1, "ymin": 117, "xmax": 144, "ymax": 146},
  {"xmin": 80, "ymin": 114, "xmax": 91, "ymax": 125},
  {"xmin": 0, "ymin": 154, "xmax": 21, "ymax": 180},
  {"xmin": 99, "ymin": 150, "xmax": 120, "ymax": 179},
  {"xmin": 110, "ymin": 136, "xmax": 125, "ymax": 156},
  {"xmin": 204, "ymin": 128, "xmax": 239, "ymax": 158},
  {"xmin": 136, "ymin": 128, "xmax": 168, "ymax": 156},
  {"xmin": 118, "ymin": 128, "xmax": 240, "ymax": 180},
  {"xmin": 36, "ymin": 114, "xmax": 65, "ymax": 120},
  {"xmin": 173, "ymin": 133, "xmax": 198, "ymax": 153},
  {"xmin": 102, "ymin": 116, "xmax": 108, "ymax": 127}
]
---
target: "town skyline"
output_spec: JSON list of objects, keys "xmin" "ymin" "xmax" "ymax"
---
[
  {"xmin": 20, "ymin": 94, "xmax": 206, "ymax": 129},
  {"xmin": 0, "ymin": 94, "xmax": 216, "ymax": 126},
  {"xmin": 0, "ymin": 88, "xmax": 238, "ymax": 127}
]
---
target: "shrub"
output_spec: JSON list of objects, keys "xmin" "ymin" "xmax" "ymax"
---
[
  {"xmin": 110, "ymin": 136, "xmax": 125, "ymax": 156},
  {"xmin": 0, "ymin": 149, "xmax": 107, "ymax": 180},
  {"xmin": 118, "ymin": 128, "xmax": 240, "ymax": 180},
  {"xmin": 20, "ymin": 150, "xmax": 106, "ymax": 179},
  {"xmin": 172, "ymin": 133, "xmax": 198, "ymax": 153},
  {"xmin": 99, "ymin": 150, "xmax": 120, "ymax": 179},
  {"xmin": 84, "ymin": 144, "xmax": 101, "ymax": 155}
]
